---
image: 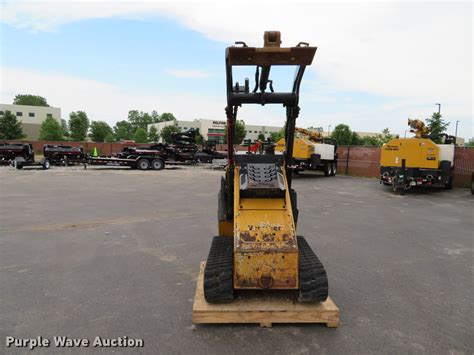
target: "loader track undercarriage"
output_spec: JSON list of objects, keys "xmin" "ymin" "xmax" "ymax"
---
[
  {"xmin": 203, "ymin": 235, "xmax": 328, "ymax": 303},
  {"xmin": 204, "ymin": 236, "xmax": 234, "ymax": 303}
]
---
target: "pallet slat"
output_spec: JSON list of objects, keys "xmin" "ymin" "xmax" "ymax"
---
[{"xmin": 192, "ymin": 261, "xmax": 340, "ymax": 328}]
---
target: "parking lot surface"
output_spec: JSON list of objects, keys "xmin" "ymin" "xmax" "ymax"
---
[{"xmin": 0, "ymin": 166, "xmax": 472, "ymax": 354}]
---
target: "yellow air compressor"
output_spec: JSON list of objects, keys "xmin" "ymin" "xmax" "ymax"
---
[{"xmin": 380, "ymin": 119, "xmax": 455, "ymax": 194}]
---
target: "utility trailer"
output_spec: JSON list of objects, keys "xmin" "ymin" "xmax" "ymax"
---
[
  {"xmin": 0, "ymin": 143, "xmax": 50, "ymax": 169},
  {"xmin": 0, "ymin": 143, "xmax": 34, "ymax": 165},
  {"xmin": 43, "ymin": 144, "xmax": 84, "ymax": 165},
  {"xmin": 83, "ymin": 154, "xmax": 165, "ymax": 170}
]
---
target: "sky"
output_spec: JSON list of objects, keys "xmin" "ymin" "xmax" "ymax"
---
[{"xmin": 0, "ymin": 0, "xmax": 472, "ymax": 139}]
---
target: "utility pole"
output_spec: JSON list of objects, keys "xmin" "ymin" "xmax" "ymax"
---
[
  {"xmin": 404, "ymin": 130, "xmax": 407, "ymax": 138},
  {"xmin": 435, "ymin": 103, "xmax": 441, "ymax": 114},
  {"xmin": 328, "ymin": 125, "xmax": 331, "ymax": 136}
]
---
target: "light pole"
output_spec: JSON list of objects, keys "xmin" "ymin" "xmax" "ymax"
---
[
  {"xmin": 454, "ymin": 120, "xmax": 460, "ymax": 145},
  {"xmin": 435, "ymin": 103, "xmax": 441, "ymax": 114},
  {"xmin": 328, "ymin": 125, "xmax": 331, "ymax": 136},
  {"xmin": 404, "ymin": 130, "xmax": 407, "ymax": 138}
]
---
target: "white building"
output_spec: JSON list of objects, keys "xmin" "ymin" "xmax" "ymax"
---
[
  {"xmin": 0, "ymin": 104, "xmax": 62, "ymax": 140},
  {"xmin": 148, "ymin": 119, "xmax": 282, "ymax": 143}
]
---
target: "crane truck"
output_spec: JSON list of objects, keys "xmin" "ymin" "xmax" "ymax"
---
[{"xmin": 275, "ymin": 127, "xmax": 338, "ymax": 176}]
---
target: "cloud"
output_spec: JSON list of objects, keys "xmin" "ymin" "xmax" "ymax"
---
[
  {"xmin": 0, "ymin": 66, "xmax": 224, "ymax": 124},
  {"xmin": 166, "ymin": 69, "xmax": 212, "ymax": 78},
  {"xmin": 1, "ymin": 65, "xmax": 471, "ymax": 138},
  {"xmin": 1, "ymin": 1, "xmax": 472, "ymax": 137}
]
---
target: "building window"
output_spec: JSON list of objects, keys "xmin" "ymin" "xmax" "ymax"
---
[
  {"xmin": 46, "ymin": 113, "xmax": 52, "ymax": 118},
  {"xmin": 265, "ymin": 131, "xmax": 268, "ymax": 134},
  {"xmin": 29, "ymin": 112, "xmax": 35, "ymax": 117},
  {"xmin": 16, "ymin": 112, "xmax": 23, "ymax": 117},
  {"xmin": 208, "ymin": 128, "xmax": 225, "ymax": 133},
  {"xmin": 183, "ymin": 127, "xmax": 187, "ymax": 130}
]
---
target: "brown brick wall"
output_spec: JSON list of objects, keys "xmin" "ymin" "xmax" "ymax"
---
[{"xmin": 336, "ymin": 145, "xmax": 474, "ymax": 187}]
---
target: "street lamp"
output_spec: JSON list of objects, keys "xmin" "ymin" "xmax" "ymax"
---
[
  {"xmin": 435, "ymin": 103, "xmax": 441, "ymax": 114},
  {"xmin": 454, "ymin": 120, "xmax": 460, "ymax": 145},
  {"xmin": 328, "ymin": 125, "xmax": 331, "ymax": 136}
]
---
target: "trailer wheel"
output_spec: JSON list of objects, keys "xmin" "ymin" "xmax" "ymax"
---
[
  {"xmin": 392, "ymin": 178, "xmax": 398, "ymax": 193},
  {"xmin": 471, "ymin": 173, "xmax": 474, "ymax": 194},
  {"xmin": 331, "ymin": 162, "xmax": 337, "ymax": 176},
  {"xmin": 151, "ymin": 158, "xmax": 164, "ymax": 170},
  {"xmin": 445, "ymin": 177, "xmax": 453, "ymax": 190},
  {"xmin": 137, "ymin": 158, "xmax": 150, "ymax": 170},
  {"xmin": 42, "ymin": 159, "xmax": 50, "ymax": 170},
  {"xmin": 323, "ymin": 162, "xmax": 330, "ymax": 177}
]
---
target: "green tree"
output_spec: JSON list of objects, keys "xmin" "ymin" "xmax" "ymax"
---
[
  {"xmin": 104, "ymin": 133, "xmax": 116, "ymax": 143},
  {"xmin": 330, "ymin": 124, "xmax": 355, "ymax": 145},
  {"xmin": 350, "ymin": 131, "xmax": 362, "ymax": 145},
  {"xmin": 377, "ymin": 128, "xmax": 394, "ymax": 145},
  {"xmin": 426, "ymin": 112, "xmax": 449, "ymax": 143},
  {"xmin": 61, "ymin": 119, "xmax": 69, "ymax": 138},
  {"xmin": 160, "ymin": 112, "xmax": 177, "ymax": 122},
  {"xmin": 89, "ymin": 121, "xmax": 113, "ymax": 142},
  {"xmin": 161, "ymin": 125, "xmax": 180, "ymax": 143},
  {"xmin": 258, "ymin": 133, "xmax": 265, "ymax": 141},
  {"xmin": 13, "ymin": 94, "xmax": 49, "ymax": 107},
  {"xmin": 194, "ymin": 128, "xmax": 204, "ymax": 145},
  {"xmin": 224, "ymin": 120, "xmax": 246, "ymax": 144},
  {"xmin": 360, "ymin": 135, "xmax": 379, "ymax": 146},
  {"xmin": 0, "ymin": 110, "xmax": 26, "ymax": 139},
  {"xmin": 128, "ymin": 110, "xmax": 152, "ymax": 131},
  {"xmin": 114, "ymin": 120, "xmax": 134, "ymax": 141},
  {"xmin": 133, "ymin": 128, "xmax": 148, "ymax": 143},
  {"xmin": 151, "ymin": 110, "xmax": 161, "ymax": 123},
  {"xmin": 270, "ymin": 127, "xmax": 285, "ymax": 142},
  {"xmin": 465, "ymin": 138, "xmax": 474, "ymax": 147},
  {"xmin": 147, "ymin": 125, "xmax": 159, "ymax": 142},
  {"xmin": 68, "ymin": 111, "xmax": 89, "ymax": 141},
  {"xmin": 39, "ymin": 116, "xmax": 64, "ymax": 141}
]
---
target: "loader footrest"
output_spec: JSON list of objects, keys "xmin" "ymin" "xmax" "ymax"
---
[
  {"xmin": 204, "ymin": 236, "xmax": 234, "ymax": 303},
  {"xmin": 297, "ymin": 236, "xmax": 329, "ymax": 302}
]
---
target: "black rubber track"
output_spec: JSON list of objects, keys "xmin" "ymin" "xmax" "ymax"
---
[
  {"xmin": 204, "ymin": 236, "xmax": 234, "ymax": 303},
  {"xmin": 297, "ymin": 235, "xmax": 329, "ymax": 303}
]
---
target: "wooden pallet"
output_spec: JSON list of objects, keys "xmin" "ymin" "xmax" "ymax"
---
[{"xmin": 192, "ymin": 261, "xmax": 340, "ymax": 328}]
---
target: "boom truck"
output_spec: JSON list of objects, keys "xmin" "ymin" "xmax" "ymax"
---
[
  {"xmin": 203, "ymin": 31, "xmax": 329, "ymax": 303},
  {"xmin": 275, "ymin": 127, "xmax": 338, "ymax": 176},
  {"xmin": 380, "ymin": 118, "xmax": 455, "ymax": 194}
]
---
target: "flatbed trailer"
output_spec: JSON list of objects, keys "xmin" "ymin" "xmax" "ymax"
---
[{"xmin": 83, "ymin": 154, "xmax": 165, "ymax": 170}]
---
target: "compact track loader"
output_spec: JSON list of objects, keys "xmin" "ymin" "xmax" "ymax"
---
[{"xmin": 204, "ymin": 31, "xmax": 329, "ymax": 303}]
